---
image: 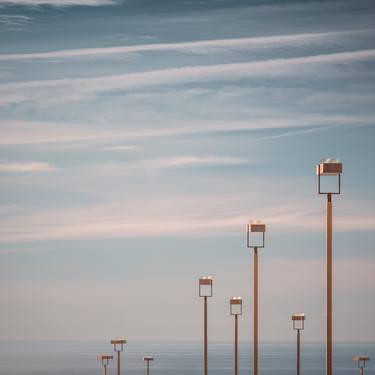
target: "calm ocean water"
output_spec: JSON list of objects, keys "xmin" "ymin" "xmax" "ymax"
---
[{"xmin": 0, "ymin": 341, "xmax": 373, "ymax": 374}]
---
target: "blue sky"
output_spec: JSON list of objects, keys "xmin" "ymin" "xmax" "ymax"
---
[{"xmin": 0, "ymin": 0, "xmax": 374, "ymax": 343}]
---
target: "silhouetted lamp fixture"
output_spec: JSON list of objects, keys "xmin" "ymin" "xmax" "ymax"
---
[
  {"xmin": 353, "ymin": 356, "xmax": 370, "ymax": 375},
  {"xmin": 97, "ymin": 355, "xmax": 113, "ymax": 375},
  {"xmin": 143, "ymin": 356, "xmax": 154, "ymax": 375}
]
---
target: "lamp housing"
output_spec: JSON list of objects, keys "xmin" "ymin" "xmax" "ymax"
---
[
  {"xmin": 247, "ymin": 222, "xmax": 266, "ymax": 248},
  {"xmin": 199, "ymin": 276, "xmax": 213, "ymax": 297},
  {"xmin": 353, "ymin": 355, "xmax": 370, "ymax": 368},
  {"xmin": 97, "ymin": 355, "xmax": 113, "ymax": 366},
  {"xmin": 111, "ymin": 339, "xmax": 127, "ymax": 352},
  {"xmin": 230, "ymin": 296, "xmax": 243, "ymax": 316},
  {"xmin": 317, "ymin": 158, "xmax": 342, "ymax": 194},
  {"xmin": 292, "ymin": 313, "xmax": 305, "ymax": 330}
]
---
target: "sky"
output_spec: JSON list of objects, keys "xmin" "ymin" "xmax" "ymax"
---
[{"xmin": 0, "ymin": 0, "xmax": 375, "ymax": 344}]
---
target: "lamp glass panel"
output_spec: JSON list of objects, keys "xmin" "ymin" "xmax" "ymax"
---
[
  {"xmin": 248, "ymin": 231, "xmax": 264, "ymax": 248},
  {"xmin": 293, "ymin": 320, "xmax": 304, "ymax": 330},
  {"xmin": 231, "ymin": 303, "xmax": 242, "ymax": 315},
  {"xmin": 200, "ymin": 284, "xmax": 212, "ymax": 297},
  {"xmin": 319, "ymin": 174, "xmax": 340, "ymax": 194}
]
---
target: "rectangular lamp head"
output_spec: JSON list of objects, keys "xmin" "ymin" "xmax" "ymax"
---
[
  {"xmin": 230, "ymin": 296, "xmax": 243, "ymax": 315},
  {"xmin": 292, "ymin": 313, "xmax": 305, "ymax": 330},
  {"xmin": 247, "ymin": 222, "xmax": 266, "ymax": 248},
  {"xmin": 199, "ymin": 276, "xmax": 213, "ymax": 297},
  {"xmin": 111, "ymin": 339, "xmax": 127, "ymax": 352},
  {"xmin": 317, "ymin": 158, "xmax": 342, "ymax": 194},
  {"xmin": 143, "ymin": 356, "xmax": 154, "ymax": 361}
]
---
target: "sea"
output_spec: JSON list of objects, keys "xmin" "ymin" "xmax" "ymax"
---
[{"xmin": 0, "ymin": 341, "xmax": 373, "ymax": 374}]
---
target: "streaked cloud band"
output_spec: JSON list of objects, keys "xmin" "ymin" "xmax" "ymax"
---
[
  {"xmin": 0, "ymin": 161, "xmax": 55, "ymax": 172},
  {"xmin": 1, "ymin": 49, "xmax": 375, "ymax": 106},
  {"xmin": 0, "ymin": 29, "xmax": 370, "ymax": 61},
  {"xmin": 0, "ymin": 0, "xmax": 116, "ymax": 6}
]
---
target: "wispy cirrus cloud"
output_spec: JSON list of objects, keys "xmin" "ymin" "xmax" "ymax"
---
[
  {"xmin": 0, "ymin": 199, "xmax": 374, "ymax": 244},
  {"xmin": 0, "ymin": 161, "xmax": 55, "ymax": 173},
  {"xmin": 0, "ymin": 14, "xmax": 31, "ymax": 26},
  {"xmin": 100, "ymin": 144, "xmax": 139, "ymax": 151},
  {"xmin": 143, "ymin": 156, "xmax": 247, "ymax": 169},
  {"xmin": 1, "ymin": 49, "xmax": 375, "ymax": 106},
  {"xmin": 0, "ymin": 115, "xmax": 370, "ymax": 146},
  {"xmin": 99, "ymin": 155, "xmax": 248, "ymax": 172},
  {"xmin": 0, "ymin": 29, "xmax": 371, "ymax": 61},
  {"xmin": 0, "ymin": 0, "xmax": 117, "ymax": 6}
]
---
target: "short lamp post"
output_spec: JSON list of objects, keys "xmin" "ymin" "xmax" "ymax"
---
[
  {"xmin": 199, "ymin": 276, "xmax": 213, "ymax": 375},
  {"xmin": 230, "ymin": 296, "xmax": 243, "ymax": 375},
  {"xmin": 246, "ymin": 222, "xmax": 266, "ymax": 375},
  {"xmin": 353, "ymin": 356, "xmax": 370, "ymax": 375},
  {"xmin": 97, "ymin": 355, "xmax": 113, "ymax": 375},
  {"xmin": 316, "ymin": 158, "xmax": 342, "ymax": 375},
  {"xmin": 292, "ymin": 313, "xmax": 306, "ymax": 375},
  {"xmin": 110, "ymin": 339, "xmax": 127, "ymax": 375},
  {"xmin": 143, "ymin": 356, "xmax": 154, "ymax": 375}
]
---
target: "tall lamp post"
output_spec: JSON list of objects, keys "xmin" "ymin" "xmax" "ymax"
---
[
  {"xmin": 246, "ymin": 222, "xmax": 266, "ymax": 375},
  {"xmin": 97, "ymin": 355, "xmax": 113, "ymax": 375},
  {"xmin": 111, "ymin": 339, "xmax": 127, "ymax": 375},
  {"xmin": 292, "ymin": 313, "xmax": 306, "ymax": 375},
  {"xmin": 353, "ymin": 356, "xmax": 370, "ymax": 375},
  {"xmin": 230, "ymin": 296, "xmax": 243, "ymax": 375},
  {"xmin": 199, "ymin": 276, "xmax": 213, "ymax": 375},
  {"xmin": 143, "ymin": 356, "xmax": 154, "ymax": 375},
  {"xmin": 317, "ymin": 158, "xmax": 342, "ymax": 375}
]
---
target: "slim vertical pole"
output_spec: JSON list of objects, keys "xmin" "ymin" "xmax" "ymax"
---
[
  {"xmin": 104, "ymin": 365, "xmax": 107, "ymax": 375},
  {"xmin": 235, "ymin": 314, "xmax": 238, "ymax": 375},
  {"xmin": 326, "ymin": 193, "xmax": 333, "ymax": 375},
  {"xmin": 296, "ymin": 329, "xmax": 300, "ymax": 375},
  {"xmin": 117, "ymin": 351, "xmax": 120, "ymax": 375},
  {"xmin": 360, "ymin": 367, "xmax": 364, "ymax": 375},
  {"xmin": 253, "ymin": 247, "xmax": 258, "ymax": 375},
  {"xmin": 204, "ymin": 296, "xmax": 208, "ymax": 375},
  {"xmin": 147, "ymin": 361, "xmax": 150, "ymax": 375}
]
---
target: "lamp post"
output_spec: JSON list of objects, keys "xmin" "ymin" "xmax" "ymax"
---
[
  {"xmin": 246, "ymin": 222, "xmax": 266, "ymax": 375},
  {"xmin": 110, "ymin": 339, "xmax": 127, "ymax": 375},
  {"xmin": 292, "ymin": 313, "xmax": 305, "ymax": 375},
  {"xmin": 317, "ymin": 158, "xmax": 342, "ymax": 375},
  {"xmin": 199, "ymin": 275, "xmax": 213, "ymax": 375},
  {"xmin": 143, "ymin": 356, "xmax": 154, "ymax": 375},
  {"xmin": 230, "ymin": 296, "xmax": 243, "ymax": 375},
  {"xmin": 353, "ymin": 356, "xmax": 370, "ymax": 375},
  {"xmin": 97, "ymin": 355, "xmax": 113, "ymax": 375}
]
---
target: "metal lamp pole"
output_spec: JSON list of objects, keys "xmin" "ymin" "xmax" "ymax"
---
[
  {"xmin": 353, "ymin": 356, "xmax": 370, "ymax": 375},
  {"xmin": 97, "ymin": 355, "xmax": 113, "ymax": 375},
  {"xmin": 199, "ymin": 276, "xmax": 213, "ymax": 375},
  {"xmin": 292, "ymin": 313, "xmax": 305, "ymax": 375},
  {"xmin": 143, "ymin": 356, "xmax": 154, "ymax": 375},
  {"xmin": 247, "ymin": 222, "xmax": 266, "ymax": 375},
  {"xmin": 111, "ymin": 339, "xmax": 127, "ymax": 375},
  {"xmin": 230, "ymin": 296, "xmax": 243, "ymax": 375},
  {"xmin": 317, "ymin": 158, "xmax": 342, "ymax": 375}
]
